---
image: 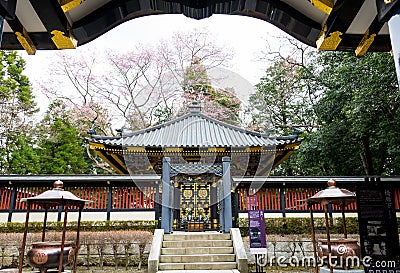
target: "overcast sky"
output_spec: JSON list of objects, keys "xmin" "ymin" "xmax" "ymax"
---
[{"xmin": 20, "ymin": 14, "xmax": 288, "ymax": 111}]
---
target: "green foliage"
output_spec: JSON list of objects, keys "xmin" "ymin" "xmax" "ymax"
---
[
  {"xmin": 238, "ymin": 217, "xmax": 361, "ymax": 237},
  {"xmin": 299, "ymin": 51, "xmax": 400, "ymax": 175},
  {"xmin": 8, "ymin": 133, "xmax": 41, "ymax": 174},
  {"xmin": 181, "ymin": 57, "xmax": 241, "ymax": 124},
  {"xmin": 249, "ymin": 58, "xmax": 317, "ymax": 135},
  {"xmin": 0, "ymin": 217, "xmax": 375, "ymax": 236},
  {"xmin": 153, "ymin": 105, "xmax": 174, "ymax": 125},
  {"xmin": 34, "ymin": 100, "xmax": 92, "ymax": 174},
  {"xmin": 255, "ymin": 50, "xmax": 400, "ymax": 176},
  {"xmin": 0, "ymin": 51, "xmax": 39, "ymax": 174},
  {"xmin": 0, "ymin": 52, "xmax": 108, "ymax": 174},
  {"xmin": 0, "ymin": 220, "xmax": 157, "ymax": 233}
]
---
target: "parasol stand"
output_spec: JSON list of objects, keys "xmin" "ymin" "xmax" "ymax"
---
[
  {"xmin": 307, "ymin": 179, "xmax": 358, "ymax": 273},
  {"xmin": 18, "ymin": 180, "xmax": 90, "ymax": 273}
]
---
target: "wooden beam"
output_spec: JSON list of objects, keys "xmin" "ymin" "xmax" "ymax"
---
[
  {"xmin": 15, "ymin": 28, "xmax": 36, "ymax": 55},
  {"xmin": 317, "ymin": 0, "xmax": 365, "ymax": 50},
  {"xmin": 0, "ymin": 0, "xmax": 16, "ymax": 19},
  {"xmin": 5, "ymin": 13, "xmax": 37, "ymax": 54},
  {"xmin": 309, "ymin": 0, "xmax": 333, "ymax": 14},
  {"xmin": 95, "ymin": 150, "xmax": 126, "ymax": 174},
  {"xmin": 316, "ymin": 25, "xmax": 342, "ymax": 50},
  {"xmin": 355, "ymin": 15, "xmax": 386, "ymax": 56},
  {"xmin": 376, "ymin": 0, "xmax": 400, "ymax": 21},
  {"xmin": 60, "ymin": 0, "xmax": 86, "ymax": 13},
  {"xmin": 28, "ymin": 0, "xmax": 76, "ymax": 49},
  {"xmin": 110, "ymin": 153, "xmax": 126, "ymax": 170}
]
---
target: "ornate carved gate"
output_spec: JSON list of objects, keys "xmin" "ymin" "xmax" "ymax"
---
[
  {"xmin": 160, "ymin": 159, "xmax": 233, "ymax": 233},
  {"xmin": 172, "ymin": 174, "xmax": 220, "ymax": 231}
]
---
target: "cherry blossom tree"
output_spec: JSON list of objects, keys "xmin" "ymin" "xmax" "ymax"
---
[{"xmin": 37, "ymin": 28, "xmax": 234, "ymax": 132}]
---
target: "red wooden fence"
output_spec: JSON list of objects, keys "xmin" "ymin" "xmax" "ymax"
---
[
  {"xmin": 1, "ymin": 185, "xmax": 399, "ymax": 212},
  {"xmin": 1, "ymin": 186, "xmax": 156, "ymax": 211},
  {"xmin": 236, "ymin": 187, "xmax": 396, "ymax": 211}
]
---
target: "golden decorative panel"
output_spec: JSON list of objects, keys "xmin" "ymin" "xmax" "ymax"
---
[
  {"xmin": 51, "ymin": 30, "xmax": 77, "ymax": 49},
  {"xmin": 15, "ymin": 29, "xmax": 36, "ymax": 55},
  {"xmin": 316, "ymin": 26, "xmax": 343, "ymax": 51},
  {"xmin": 60, "ymin": 0, "xmax": 86, "ymax": 12},
  {"xmin": 183, "ymin": 189, "xmax": 193, "ymax": 199},
  {"xmin": 310, "ymin": 0, "xmax": 333, "ymax": 14},
  {"xmin": 355, "ymin": 32, "xmax": 376, "ymax": 57}
]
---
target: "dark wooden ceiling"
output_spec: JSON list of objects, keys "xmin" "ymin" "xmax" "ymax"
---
[{"xmin": 0, "ymin": 0, "xmax": 399, "ymax": 55}]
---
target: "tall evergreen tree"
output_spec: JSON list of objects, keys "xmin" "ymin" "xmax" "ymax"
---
[
  {"xmin": 301, "ymin": 51, "xmax": 400, "ymax": 176},
  {"xmin": 251, "ymin": 50, "xmax": 399, "ymax": 176},
  {"xmin": 36, "ymin": 101, "xmax": 91, "ymax": 174},
  {"xmin": 181, "ymin": 57, "xmax": 241, "ymax": 125},
  {"xmin": 249, "ymin": 57, "xmax": 317, "ymax": 135},
  {"xmin": 0, "ymin": 51, "xmax": 39, "ymax": 174}
]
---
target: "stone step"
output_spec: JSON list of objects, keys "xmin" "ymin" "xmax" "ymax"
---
[
  {"xmin": 161, "ymin": 246, "xmax": 234, "ymax": 255},
  {"xmin": 158, "ymin": 262, "xmax": 237, "ymax": 271},
  {"xmin": 160, "ymin": 253, "xmax": 236, "ymax": 263},
  {"xmin": 163, "ymin": 233, "xmax": 231, "ymax": 241},
  {"xmin": 162, "ymin": 239, "xmax": 232, "ymax": 248}
]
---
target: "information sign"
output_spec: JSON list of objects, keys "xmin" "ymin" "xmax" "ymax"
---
[
  {"xmin": 248, "ymin": 210, "xmax": 267, "ymax": 254},
  {"xmin": 357, "ymin": 178, "xmax": 400, "ymax": 273}
]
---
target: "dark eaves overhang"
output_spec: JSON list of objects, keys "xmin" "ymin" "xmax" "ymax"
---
[{"xmin": 1, "ymin": 0, "xmax": 400, "ymax": 55}]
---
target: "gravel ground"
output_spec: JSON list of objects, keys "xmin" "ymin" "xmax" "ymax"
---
[
  {"xmin": 72, "ymin": 265, "xmax": 316, "ymax": 272},
  {"xmin": 75, "ymin": 267, "xmax": 147, "ymax": 273},
  {"xmin": 2, "ymin": 266, "xmax": 321, "ymax": 272}
]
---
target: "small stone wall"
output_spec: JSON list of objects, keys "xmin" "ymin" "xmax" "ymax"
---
[{"xmin": 0, "ymin": 232, "xmax": 359, "ymax": 270}]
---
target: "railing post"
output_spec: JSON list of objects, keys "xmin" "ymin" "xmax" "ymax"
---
[
  {"xmin": 280, "ymin": 186, "xmax": 286, "ymax": 217},
  {"xmin": 7, "ymin": 184, "xmax": 17, "ymax": 222},
  {"xmin": 57, "ymin": 205, "xmax": 62, "ymax": 222},
  {"xmin": 107, "ymin": 185, "xmax": 112, "ymax": 221},
  {"xmin": 233, "ymin": 188, "xmax": 239, "ymax": 228}
]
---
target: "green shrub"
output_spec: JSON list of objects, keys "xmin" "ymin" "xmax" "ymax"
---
[
  {"xmin": 1, "ymin": 216, "xmax": 398, "ymax": 235},
  {"xmin": 238, "ymin": 217, "xmax": 361, "ymax": 236},
  {"xmin": 0, "ymin": 220, "xmax": 157, "ymax": 233}
]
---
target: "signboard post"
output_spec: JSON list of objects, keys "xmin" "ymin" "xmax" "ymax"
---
[
  {"xmin": 248, "ymin": 209, "xmax": 267, "ymax": 273},
  {"xmin": 357, "ymin": 177, "xmax": 400, "ymax": 272}
]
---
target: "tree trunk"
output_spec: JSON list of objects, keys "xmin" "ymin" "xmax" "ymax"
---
[{"xmin": 360, "ymin": 137, "xmax": 374, "ymax": 175}]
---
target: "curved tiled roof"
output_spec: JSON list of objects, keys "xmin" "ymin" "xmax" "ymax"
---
[{"xmin": 89, "ymin": 111, "xmax": 300, "ymax": 148}]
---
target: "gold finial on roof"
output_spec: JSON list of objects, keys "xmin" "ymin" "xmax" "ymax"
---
[{"xmin": 53, "ymin": 180, "xmax": 63, "ymax": 190}]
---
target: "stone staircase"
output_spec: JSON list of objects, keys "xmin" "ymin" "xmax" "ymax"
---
[{"xmin": 156, "ymin": 232, "xmax": 241, "ymax": 273}]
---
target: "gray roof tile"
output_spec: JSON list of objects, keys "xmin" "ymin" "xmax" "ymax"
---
[{"xmin": 90, "ymin": 112, "xmax": 299, "ymax": 148}]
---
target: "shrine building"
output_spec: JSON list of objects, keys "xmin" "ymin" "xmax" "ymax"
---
[{"xmin": 88, "ymin": 102, "xmax": 302, "ymax": 232}]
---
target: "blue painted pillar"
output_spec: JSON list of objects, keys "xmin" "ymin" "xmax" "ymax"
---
[
  {"xmin": 388, "ymin": 10, "xmax": 400, "ymax": 87},
  {"xmin": 0, "ymin": 16, "xmax": 4, "ymax": 46},
  {"xmin": 222, "ymin": 157, "xmax": 232, "ymax": 233},
  {"xmin": 161, "ymin": 157, "xmax": 173, "ymax": 233},
  {"xmin": 219, "ymin": 179, "xmax": 224, "ymax": 231}
]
